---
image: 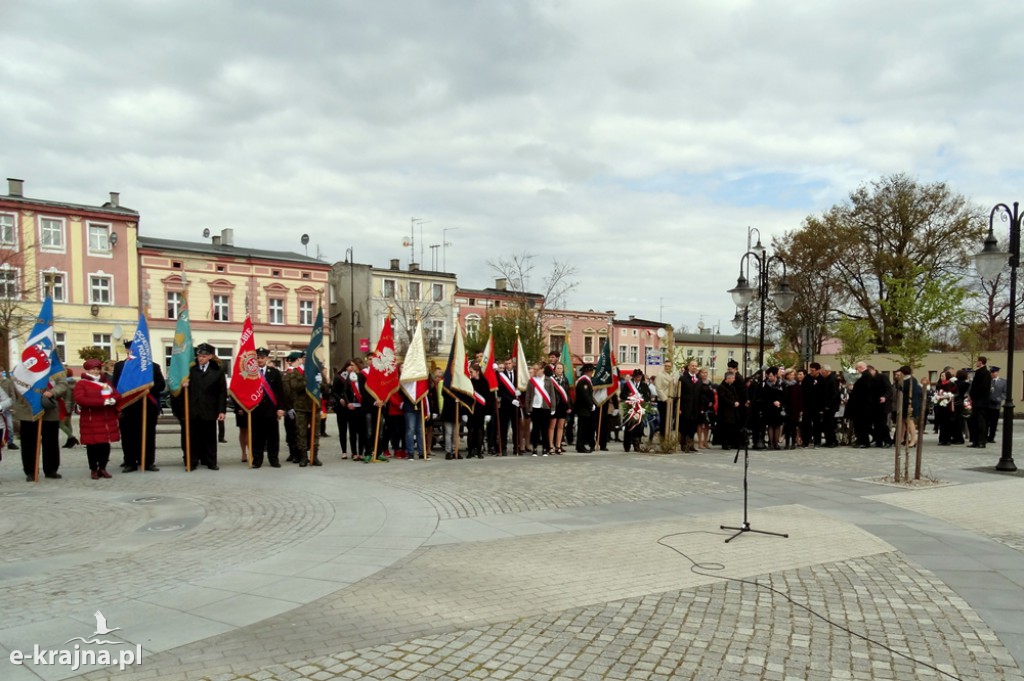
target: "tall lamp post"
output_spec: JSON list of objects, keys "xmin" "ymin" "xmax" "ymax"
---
[
  {"xmin": 974, "ymin": 202, "xmax": 1020, "ymax": 472},
  {"xmin": 345, "ymin": 247, "xmax": 356, "ymax": 361},
  {"xmin": 731, "ymin": 307, "xmax": 748, "ymax": 376},
  {"xmin": 727, "ymin": 238, "xmax": 796, "ymax": 371}
]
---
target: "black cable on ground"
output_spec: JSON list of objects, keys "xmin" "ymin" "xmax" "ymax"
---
[{"xmin": 656, "ymin": 530, "xmax": 965, "ymax": 681}]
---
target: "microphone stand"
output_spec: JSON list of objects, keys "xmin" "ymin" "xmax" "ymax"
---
[{"xmin": 721, "ymin": 427, "xmax": 789, "ymax": 543}]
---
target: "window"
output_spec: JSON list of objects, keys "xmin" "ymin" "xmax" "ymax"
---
[
  {"xmin": 39, "ymin": 217, "xmax": 65, "ymax": 251},
  {"xmin": 216, "ymin": 265, "xmax": 225, "ymax": 273},
  {"xmin": 429, "ymin": 319, "xmax": 444, "ymax": 344},
  {"xmin": 618, "ymin": 345, "xmax": 628, "ymax": 363},
  {"xmin": 465, "ymin": 314, "xmax": 480, "ymax": 338},
  {"xmin": 408, "ymin": 281, "xmax": 421, "ymax": 301},
  {"xmin": 728, "ymin": 350, "xmax": 735, "ymax": 360},
  {"xmin": 299, "ymin": 300, "xmax": 314, "ymax": 326},
  {"xmin": 53, "ymin": 332, "xmax": 66, "ymax": 363},
  {"xmin": 272, "ymin": 269, "xmax": 281, "ymax": 277},
  {"xmin": 584, "ymin": 336, "xmax": 594, "ymax": 355},
  {"xmin": 0, "ymin": 213, "xmax": 16, "ymax": 247},
  {"xmin": 92, "ymin": 333, "xmax": 112, "ymax": 358},
  {"xmin": 216, "ymin": 346, "xmax": 232, "ymax": 374},
  {"xmin": 212, "ymin": 294, "xmax": 229, "ymax": 322},
  {"xmin": 269, "ymin": 297, "xmax": 284, "ymax": 325},
  {"xmin": 549, "ymin": 335, "xmax": 565, "ymax": 354},
  {"xmin": 383, "ymin": 279, "xmax": 396, "ymax": 299},
  {"xmin": 301, "ymin": 272, "xmax": 310, "ymax": 280},
  {"xmin": 172, "ymin": 261, "xmax": 182, "ymax": 269},
  {"xmin": 167, "ymin": 291, "xmax": 183, "ymax": 319},
  {"xmin": 468, "ymin": 298, "xmax": 476, "ymax": 306},
  {"xmin": 697, "ymin": 350, "xmax": 705, "ymax": 363},
  {"xmin": 433, "ymin": 284, "xmax": 444, "ymax": 302},
  {"xmin": 493, "ymin": 300, "xmax": 501, "ymax": 308},
  {"xmin": 632, "ymin": 329, "xmax": 638, "ymax": 337},
  {"xmin": 42, "ymin": 271, "xmax": 66, "ymax": 302},
  {"xmin": 89, "ymin": 274, "xmax": 112, "ymax": 304},
  {"xmin": 87, "ymin": 222, "xmax": 111, "ymax": 254},
  {"xmin": 621, "ymin": 329, "xmax": 629, "ymax": 340},
  {"xmin": 0, "ymin": 266, "xmax": 20, "ymax": 299},
  {"xmin": 164, "ymin": 345, "xmax": 174, "ymax": 368},
  {"xmin": 630, "ymin": 346, "xmax": 639, "ymax": 364}
]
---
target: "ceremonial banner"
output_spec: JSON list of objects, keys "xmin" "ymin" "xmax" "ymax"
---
[
  {"xmin": 593, "ymin": 339, "xmax": 615, "ymax": 405},
  {"xmin": 400, "ymin": 318, "xmax": 430, "ymax": 404},
  {"xmin": 228, "ymin": 315, "xmax": 262, "ymax": 412},
  {"xmin": 442, "ymin": 324, "xmax": 475, "ymax": 410},
  {"xmin": 366, "ymin": 315, "xmax": 400, "ymax": 403},
  {"xmin": 305, "ymin": 305, "xmax": 325, "ymax": 406},
  {"xmin": 11, "ymin": 296, "xmax": 64, "ymax": 418},
  {"xmin": 513, "ymin": 334, "xmax": 530, "ymax": 393},
  {"xmin": 559, "ymin": 341, "xmax": 575, "ymax": 389},
  {"xmin": 116, "ymin": 313, "xmax": 155, "ymax": 408},
  {"xmin": 480, "ymin": 331, "xmax": 498, "ymax": 392},
  {"xmin": 167, "ymin": 295, "xmax": 193, "ymax": 397}
]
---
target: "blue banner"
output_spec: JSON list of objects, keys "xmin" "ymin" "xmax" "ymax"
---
[
  {"xmin": 116, "ymin": 313, "xmax": 155, "ymax": 406},
  {"xmin": 11, "ymin": 297, "xmax": 63, "ymax": 418}
]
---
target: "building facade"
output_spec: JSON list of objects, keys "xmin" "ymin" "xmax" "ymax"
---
[
  {"xmin": 1, "ymin": 178, "xmax": 140, "ymax": 369},
  {"xmin": 139, "ymin": 230, "xmax": 331, "ymax": 371},
  {"xmin": 672, "ymin": 329, "xmax": 756, "ymax": 380},
  {"xmin": 540, "ymin": 309, "xmax": 614, "ymax": 367}
]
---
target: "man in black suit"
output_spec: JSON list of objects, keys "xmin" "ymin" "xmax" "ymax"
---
[
  {"xmin": 968, "ymin": 356, "xmax": 992, "ymax": 448},
  {"xmin": 250, "ymin": 347, "xmax": 285, "ymax": 467},
  {"xmin": 113, "ymin": 339, "xmax": 166, "ymax": 472},
  {"xmin": 620, "ymin": 368, "xmax": 652, "ymax": 452},
  {"xmin": 678, "ymin": 360, "xmax": 702, "ymax": 452},
  {"xmin": 496, "ymin": 358, "xmax": 520, "ymax": 455},
  {"xmin": 180, "ymin": 343, "xmax": 227, "ymax": 470},
  {"xmin": 574, "ymin": 364, "xmax": 596, "ymax": 452}
]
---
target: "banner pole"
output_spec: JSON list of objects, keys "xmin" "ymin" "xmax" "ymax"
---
[
  {"xmin": 310, "ymin": 404, "xmax": 318, "ymax": 465},
  {"xmin": 34, "ymin": 416, "xmax": 42, "ymax": 482},
  {"xmin": 184, "ymin": 385, "xmax": 192, "ymax": 471},
  {"xmin": 247, "ymin": 411, "xmax": 253, "ymax": 468},
  {"xmin": 454, "ymin": 401, "xmax": 461, "ymax": 459},
  {"xmin": 494, "ymin": 397, "xmax": 502, "ymax": 455},
  {"xmin": 370, "ymin": 405, "xmax": 382, "ymax": 463},
  {"xmin": 140, "ymin": 398, "xmax": 148, "ymax": 472},
  {"xmin": 421, "ymin": 398, "xmax": 428, "ymax": 460}
]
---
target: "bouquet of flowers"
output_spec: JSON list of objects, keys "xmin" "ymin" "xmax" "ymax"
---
[
  {"xmin": 963, "ymin": 396, "xmax": 972, "ymax": 416},
  {"xmin": 623, "ymin": 394, "xmax": 654, "ymax": 430},
  {"xmin": 935, "ymin": 390, "xmax": 955, "ymax": 409}
]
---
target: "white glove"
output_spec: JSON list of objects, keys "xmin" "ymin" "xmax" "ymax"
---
[
  {"xmin": 314, "ymin": 373, "xmax": 322, "ymax": 384},
  {"xmin": 612, "ymin": 409, "xmax": 619, "ymax": 416},
  {"xmin": 591, "ymin": 405, "xmax": 596, "ymax": 411},
  {"xmin": 287, "ymin": 409, "xmax": 296, "ymax": 419},
  {"xmin": 512, "ymin": 399, "xmax": 520, "ymax": 407},
  {"xmin": 485, "ymin": 415, "xmax": 491, "ymax": 423},
  {"xmin": 431, "ymin": 413, "xmax": 438, "ymax": 419},
  {"xmin": 103, "ymin": 397, "xmax": 117, "ymax": 406},
  {"xmin": 550, "ymin": 409, "xmax": 556, "ymax": 415},
  {"xmin": 461, "ymin": 414, "xmax": 468, "ymax": 423}
]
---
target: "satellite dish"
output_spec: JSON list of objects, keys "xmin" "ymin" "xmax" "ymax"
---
[
  {"xmin": 301, "ymin": 234, "xmax": 310, "ymax": 246},
  {"xmin": 202, "ymin": 228, "xmax": 210, "ymax": 239},
  {"xmin": 656, "ymin": 328, "xmax": 666, "ymax": 338},
  {"xmin": 697, "ymin": 321, "xmax": 705, "ymax": 331},
  {"xmin": 112, "ymin": 324, "xmax": 124, "ymax": 340},
  {"xmin": 402, "ymin": 238, "xmax": 411, "ymax": 247}
]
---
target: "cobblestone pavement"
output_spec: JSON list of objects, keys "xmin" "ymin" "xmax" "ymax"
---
[
  {"xmin": 0, "ymin": 422, "xmax": 1020, "ymax": 680},
  {"xmin": 214, "ymin": 553, "xmax": 1023, "ymax": 681}
]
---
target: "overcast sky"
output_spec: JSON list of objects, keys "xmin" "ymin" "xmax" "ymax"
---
[{"xmin": 3, "ymin": 1, "xmax": 1022, "ymax": 331}]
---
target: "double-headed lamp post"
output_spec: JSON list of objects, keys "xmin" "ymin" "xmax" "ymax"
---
[
  {"xmin": 727, "ymin": 240, "xmax": 796, "ymax": 372},
  {"xmin": 974, "ymin": 202, "xmax": 1020, "ymax": 472}
]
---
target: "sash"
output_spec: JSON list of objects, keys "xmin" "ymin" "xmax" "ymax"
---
[
  {"xmin": 552, "ymin": 378, "xmax": 569, "ymax": 403},
  {"xmin": 473, "ymin": 391, "xmax": 487, "ymax": 406},
  {"xmin": 259, "ymin": 370, "xmax": 278, "ymax": 408},
  {"xmin": 349, "ymin": 376, "xmax": 362, "ymax": 407},
  {"xmin": 530, "ymin": 376, "xmax": 551, "ymax": 406},
  {"xmin": 625, "ymin": 380, "xmax": 641, "ymax": 398},
  {"xmin": 498, "ymin": 371, "xmax": 517, "ymax": 395}
]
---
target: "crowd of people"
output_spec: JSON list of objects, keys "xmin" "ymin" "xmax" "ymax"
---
[{"xmin": 3, "ymin": 342, "xmax": 1008, "ymax": 479}]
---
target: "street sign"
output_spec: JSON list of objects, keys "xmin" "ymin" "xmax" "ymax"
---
[{"xmin": 645, "ymin": 348, "xmax": 662, "ymax": 366}]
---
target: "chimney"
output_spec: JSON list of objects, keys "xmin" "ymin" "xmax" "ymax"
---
[
  {"xmin": 390, "ymin": 258, "xmax": 400, "ymax": 270},
  {"xmin": 409, "ymin": 262, "xmax": 419, "ymax": 272},
  {"xmin": 629, "ymin": 315, "xmax": 635, "ymax": 321},
  {"xmin": 495, "ymin": 278, "xmax": 507, "ymax": 290},
  {"xmin": 7, "ymin": 178, "xmax": 23, "ymax": 197},
  {"xmin": 108, "ymin": 191, "xmax": 120, "ymax": 208},
  {"xmin": 221, "ymin": 227, "xmax": 234, "ymax": 246},
  {"xmin": 212, "ymin": 235, "xmax": 222, "ymax": 246}
]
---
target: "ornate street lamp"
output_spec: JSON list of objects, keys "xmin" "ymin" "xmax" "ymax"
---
[
  {"xmin": 727, "ymin": 237, "xmax": 795, "ymax": 372},
  {"xmin": 974, "ymin": 202, "xmax": 1020, "ymax": 472}
]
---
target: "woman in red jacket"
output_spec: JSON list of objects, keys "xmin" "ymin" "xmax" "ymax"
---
[{"xmin": 74, "ymin": 359, "xmax": 121, "ymax": 479}]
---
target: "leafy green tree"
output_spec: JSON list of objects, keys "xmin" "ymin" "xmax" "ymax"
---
[
  {"xmin": 78, "ymin": 346, "xmax": 109, "ymax": 362},
  {"xmin": 782, "ymin": 173, "xmax": 985, "ymax": 352},
  {"xmin": 880, "ymin": 267, "xmax": 971, "ymax": 368},
  {"xmin": 831, "ymin": 318, "xmax": 877, "ymax": 371}
]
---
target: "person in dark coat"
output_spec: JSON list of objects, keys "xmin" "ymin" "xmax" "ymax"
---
[
  {"xmin": 868, "ymin": 365, "xmax": 893, "ymax": 447},
  {"xmin": 818, "ymin": 365, "xmax": 840, "ymax": 448},
  {"xmin": 847, "ymin": 362, "xmax": 875, "ymax": 448},
  {"xmin": 782, "ymin": 369, "xmax": 803, "ymax": 449},
  {"xmin": 715, "ymin": 372, "xmax": 741, "ymax": 450},
  {"xmin": 620, "ymin": 368, "xmax": 652, "ymax": 452},
  {"xmin": 466, "ymin": 364, "xmax": 492, "ymax": 458},
  {"xmin": 934, "ymin": 371, "xmax": 957, "ymax": 445},
  {"xmin": 801, "ymin": 364, "xmax": 822, "ymax": 448},
  {"xmin": 112, "ymin": 340, "xmax": 166, "ymax": 472},
  {"xmin": 760, "ymin": 367, "xmax": 785, "ymax": 450},
  {"xmin": 968, "ymin": 356, "xmax": 992, "ymax": 448},
  {"xmin": 250, "ymin": 347, "xmax": 285, "ymax": 468},
  {"xmin": 952, "ymin": 369, "xmax": 970, "ymax": 445},
  {"xmin": 74, "ymin": 359, "xmax": 121, "ymax": 479},
  {"xmin": 179, "ymin": 343, "xmax": 227, "ymax": 470},
  {"xmin": 677, "ymin": 360, "xmax": 703, "ymax": 452},
  {"xmin": 574, "ymin": 364, "xmax": 596, "ymax": 452}
]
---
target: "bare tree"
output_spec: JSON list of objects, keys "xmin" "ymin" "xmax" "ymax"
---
[{"xmin": 0, "ymin": 240, "xmax": 42, "ymax": 367}]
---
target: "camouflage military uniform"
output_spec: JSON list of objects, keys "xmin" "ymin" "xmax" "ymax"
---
[{"xmin": 283, "ymin": 367, "xmax": 321, "ymax": 466}]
